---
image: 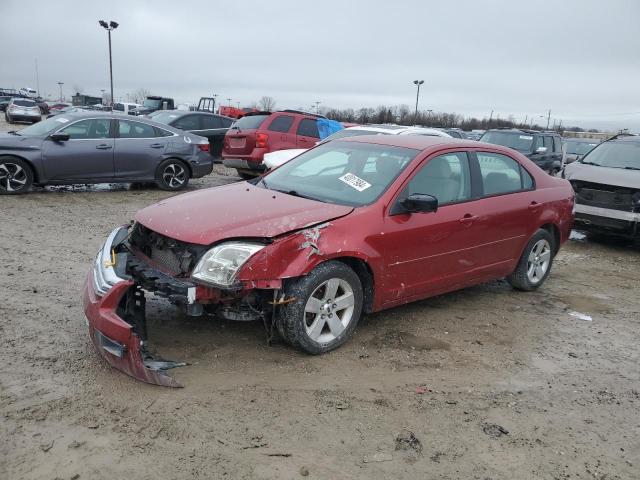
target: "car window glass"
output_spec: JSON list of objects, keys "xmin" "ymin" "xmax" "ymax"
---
[
  {"xmin": 118, "ymin": 120, "xmax": 156, "ymax": 138},
  {"xmin": 220, "ymin": 117, "xmax": 234, "ymax": 127},
  {"xmin": 173, "ymin": 115, "xmax": 200, "ymax": 131},
  {"xmin": 265, "ymin": 141, "xmax": 418, "ymax": 207},
  {"xmin": 14, "ymin": 100, "xmax": 36, "ymax": 107},
  {"xmin": 268, "ymin": 115, "xmax": 294, "ymax": 133},
  {"xmin": 477, "ymin": 152, "xmax": 526, "ymax": 195},
  {"xmin": 297, "ymin": 118, "xmax": 320, "ymax": 138},
  {"xmin": 553, "ymin": 136, "xmax": 562, "ymax": 152},
  {"xmin": 201, "ymin": 115, "xmax": 222, "ymax": 129},
  {"xmin": 405, "ymin": 152, "xmax": 471, "ymax": 205},
  {"xmin": 533, "ymin": 136, "xmax": 543, "ymax": 150},
  {"xmin": 154, "ymin": 127, "xmax": 173, "ymax": 137},
  {"xmin": 543, "ymin": 136, "xmax": 553, "ymax": 150},
  {"xmin": 60, "ymin": 119, "xmax": 111, "ymax": 139},
  {"xmin": 522, "ymin": 167, "xmax": 534, "ymax": 189}
]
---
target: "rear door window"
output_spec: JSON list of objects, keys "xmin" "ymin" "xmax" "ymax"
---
[
  {"xmin": 172, "ymin": 115, "xmax": 200, "ymax": 131},
  {"xmin": 267, "ymin": 115, "xmax": 294, "ymax": 133},
  {"xmin": 118, "ymin": 120, "xmax": 156, "ymax": 138},
  {"xmin": 543, "ymin": 136, "xmax": 553, "ymax": 151},
  {"xmin": 477, "ymin": 152, "xmax": 532, "ymax": 195},
  {"xmin": 297, "ymin": 118, "xmax": 320, "ymax": 138},
  {"xmin": 201, "ymin": 115, "xmax": 223, "ymax": 129}
]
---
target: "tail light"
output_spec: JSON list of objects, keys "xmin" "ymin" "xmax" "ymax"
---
[
  {"xmin": 197, "ymin": 143, "xmax": 210, "ymax": 152},
  {"xmin": 9, "ymin": 105, "xmax": 18, "ymax": 111},
  {"xmin": 256, "ymin": 133, "xmax": 269, "ymax": 148}
]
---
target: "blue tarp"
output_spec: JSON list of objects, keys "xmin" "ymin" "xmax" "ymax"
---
[{"xmin": 317, "ymin": 118, "xmax": 343, "ymax": 139}]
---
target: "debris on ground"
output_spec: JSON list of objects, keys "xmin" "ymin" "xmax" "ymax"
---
[
  {"xmin": 395, "ymin": 430, "xmax": 423, "ymax": 453},
  {"xmin": 482, "ymin": 424, "xmax": 509, "ymax": 438},
  {"xmin": 39, "ymin": 440, "xmax": 54, "ymax": 452},
  {"xmin": 363, "ymin": 452, "xmax": 393, "ymax": 463},
  {"xmin": 299, "ymin": 466, "xmax": 309, "ymax": 476},
  {"xmin": 569, "ymin": 311, "xmax": 592, "ymax": 321},
  {"xmin": 68, "ymin": 440, "xmax": 86, "ymax": 449},
  {"xmin": 430, "ymin": 451, "xmax": 445, "ymax": 463},
  {"xmin": 415, "ymin": 386, "xmax": 432, "ymax": 394}
]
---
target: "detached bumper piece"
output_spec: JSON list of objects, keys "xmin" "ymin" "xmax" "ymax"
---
[{"xmin": 84, "ymin": 226, "xmax": 187, "ymax": 387}]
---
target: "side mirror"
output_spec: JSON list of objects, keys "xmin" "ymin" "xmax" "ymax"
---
[
  {"xmin": 401, "ymin": 193, "xmax": 438, "ymax": 213},
  {"xmin": 535, "ymin": 146, "xmax": 548, "ymax": 154},
  {"xmin": 50, "ymin": 132, "xmax": 70, "ymax": 142}
]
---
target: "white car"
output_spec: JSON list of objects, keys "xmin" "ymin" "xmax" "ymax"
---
[
  {"xmin": 263, "ymin": 125, "xmax": 452, "ymax": 170},
  {"xmin": 19, "ymin": 87, "xmax": 38, "ymax": 98},
  {"xmin": 113, "ymin": 102, "xmax": 142, "ymax": 115}
]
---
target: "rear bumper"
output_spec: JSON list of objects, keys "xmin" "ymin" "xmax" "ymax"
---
[
  {"xmin": 222, "ymin": 149, "xmax": 268, "ymax": 171},
  {"xmin": 574, "ymin": 203, "xmax": 639, "ymax": 237},
  {"xmin": 7, "ymin": 113, "xmax": 40, "ymax": 121},
  {"xmin": 189, "ymin": 152, "xmax": 214, "ymax": 178}
]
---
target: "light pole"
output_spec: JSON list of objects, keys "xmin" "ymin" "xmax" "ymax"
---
[
  {"xmin": 98, "ymin": 20, "xmax": 119, "ymax": 110},
  {"xmin": 227, "ymin": 98, "xmax": 232, "ymax": 107},
  {"xmin": 57, "ymin": 82, "xmax": 64, "ymax": 102},
  {"xmin": 314, "ymin": 101, "xmax": 321, "ymax": 114},
  {"xmin": 413, "ymin": 80, "xmax": 424, "ymax": 124}
]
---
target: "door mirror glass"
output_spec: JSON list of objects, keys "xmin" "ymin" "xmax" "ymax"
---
[
  {"xmin": 402, "ymin": 193, "xmax": 438, "ymax": 213},
  {"xmin": 535, "ymin": 146, "xmax": 547, "ymax": 154},
  {"xmin": 50, "ymin": 132, "xmax": 70, "ymax": 142}
]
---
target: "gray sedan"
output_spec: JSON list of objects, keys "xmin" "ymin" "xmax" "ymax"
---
[{"xmin": 0, "ymin": 112, "xmax": 213, "ymax": 194}]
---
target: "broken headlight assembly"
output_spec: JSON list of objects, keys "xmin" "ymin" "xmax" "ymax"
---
[{"xmin": 191, "ymin": 242, "xmax": 265, "ymax": 287}]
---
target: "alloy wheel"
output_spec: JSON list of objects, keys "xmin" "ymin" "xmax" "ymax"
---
[
  {"xmin": 526, "ymin": 239, "xmax": 551, "ymax": 284},
  {"xmin": 304, "ymin": 278, "xmax": 355, "ymax": 343},
  {"xmin": 162, "ymin": 163, "xmax": 186, "ymax": 188},
  {"xmin": 0, "ymin": 162, "xmax": 28, "ymax": 192}
]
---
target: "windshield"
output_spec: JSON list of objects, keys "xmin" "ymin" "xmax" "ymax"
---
[
  {"xmin": 481, "ymin": 131, "xmax": 534, "ymax": 152},
  {"xmin": 580, "ymin": 141, "xmax": 640, "ymax": 169},
  {"xmin": 566, "ymin": 140, "xmax": 598, "ymax": 155},
  {"xmin": 151, "ymin": 111, "xmax": 180, "ymax": 124},
  {"xmin": 17, "ymin": 116, "xmax": 72, "ymax": 136},
  {"xmin": 262, "ymin": 141, "xmax": 419, "ymax": 207},
  {"xmin": 143, "ymin": 98, "xmax": 162, "ymax": 109},
  {"xmin": 231, "ymin": 114, "xmax": 269, "ymax": 130}
]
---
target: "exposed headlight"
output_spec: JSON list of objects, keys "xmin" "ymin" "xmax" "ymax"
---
[{"xmin": 191, "ymin": 242, "xmax": 265, "ymax": 287}]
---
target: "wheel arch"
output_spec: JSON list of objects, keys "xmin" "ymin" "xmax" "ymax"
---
[
  {"xmin": 322, "ymin": 256, "xmax": 375, "ymax": 314},
  {"xmin": 540, "ymin": 222, "xmax": 560, "ymax": 254},
  {"xmin": 0, "ymin": 154, "xmax": 39, "ymax": 183}
]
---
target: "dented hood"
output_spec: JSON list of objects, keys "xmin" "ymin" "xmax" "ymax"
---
[
  {"xmin": 564, "ymin": 162, "xmax": 640, "ymax": 189},
  {"xmin": 135, "ymin": 182, "xmax": 354, "ymax": 245}
]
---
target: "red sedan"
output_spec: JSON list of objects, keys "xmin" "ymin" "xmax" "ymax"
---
[{"xmin": 83, "ymin": 136, "xmax": 574, "ymax": 386}]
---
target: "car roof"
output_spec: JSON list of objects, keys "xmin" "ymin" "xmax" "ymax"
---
[
  {"xmin": 486, "ymin": 128, "xmax": 559, "ymax": 136},
  {"xmin": 612, "ymin": 135, "xmax": 640, "ymax": 143},
  {"xmin": 337, "ymin": 134, "xmax": 482, "ymax": 151}
]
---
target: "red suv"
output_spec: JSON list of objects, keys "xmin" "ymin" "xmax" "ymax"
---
[{"xmin": 222, "ymin": 110, "xmax": 324, "ymax": 178}]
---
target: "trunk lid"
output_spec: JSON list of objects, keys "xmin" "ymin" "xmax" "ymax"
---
[{"xmin": 223, "ymin": 114, "xmax": 271, "ymax": 156}]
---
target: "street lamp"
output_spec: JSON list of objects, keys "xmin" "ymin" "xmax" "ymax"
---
[
  {"xmin": 227, "ymin": 98, "xmax": 232, "ymax": 107},
  {"xmin": 413, "ymin": 80, "xmax": 424, "ymax": 124},
  {"xmin": 98, "ymin": 20, "xmax": 119, "ymax": 110},
  {"xmin": 57, "ymin": 82, "xmax": 64, "ymax": 102}
]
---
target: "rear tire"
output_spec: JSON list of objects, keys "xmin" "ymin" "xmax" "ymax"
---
[
  {"xmin": 236, "ymin": 169, "xmax": 257, "ymax": 180},
  {"xmin": 155, "ymin": 158, "xmax": 190, "ymax": 191},
  {"xmin": 507, "ymin": 229, "xmax": 555, "ymax": 291},
  {"xmin": 278, "ymin": 261, "xmax": 363, "ymax": 354},
  {"xmin": 0, "ymin": 156, "xmax": 34, "ymax": 195}
]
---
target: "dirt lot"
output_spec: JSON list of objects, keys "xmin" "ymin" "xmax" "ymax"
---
[{"xmin": 1, "ymin": 117, "xmax": 639, "ymax": 479}]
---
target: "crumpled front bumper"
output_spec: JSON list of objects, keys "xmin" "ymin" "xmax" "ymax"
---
[{"xmin": 82, "ymin": 227, "xmax": 183, "ymax": 387}]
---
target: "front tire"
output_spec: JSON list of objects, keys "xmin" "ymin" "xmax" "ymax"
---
[
  {"xmin": 0, "ymin": 156, "xmax": 34, "ymax": 194},
  {"xmin": 507, "ymin": 229, "xmax": 555, "ymax": 291},
  {"xmin": 278, "ymin": 261, "xmax": 363, "ymax": 354},
  {"xmin": 155, "ymin": 158, "xmax": 190, "ymax": 191}
]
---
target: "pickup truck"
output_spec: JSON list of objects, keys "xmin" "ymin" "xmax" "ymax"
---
[{"xmin": 131, "ymin": 96, "xmax": 175, "ymax": 116}]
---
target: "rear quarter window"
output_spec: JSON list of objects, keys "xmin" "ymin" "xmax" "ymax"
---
[{"xmin": 297, "ymin": 118, "xmax": 320, "ymax": 138}]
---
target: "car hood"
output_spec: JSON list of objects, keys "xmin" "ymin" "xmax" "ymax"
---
[
  {"xmin": 564, "ymin": 162, "xmax": 640, "ymax": 189},
  {"xmin": 135, "ymin": 182, "xmax": 354, "ymax": 245}
]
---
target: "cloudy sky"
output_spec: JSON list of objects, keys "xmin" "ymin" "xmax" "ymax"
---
[{"xmin": 2, "ymin": 0, "xmax": 639, "ymax": 131}]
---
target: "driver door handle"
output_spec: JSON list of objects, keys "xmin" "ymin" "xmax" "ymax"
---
[
  {"xmin": 95, "ymin": 144, "xmax": 112, "ymax": 150},
  {"xmin": 459, "ymin": 214, "xmax": 478, "ymax": 224},
  {"xmin": 528, "ymin": 201, "xmax": 541, "ymax": 210},
  {"xmin": 150, "ymin": 143, "xmax": 164, "ymax": 148}
]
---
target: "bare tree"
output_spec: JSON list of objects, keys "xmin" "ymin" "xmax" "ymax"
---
[
  {"xmin": 258, "ymin": 96, "xmax": 276, "ymax": 111},
  {"xmin": 132, "ymin": 88, "xmax": 152, "ymax": 104}
]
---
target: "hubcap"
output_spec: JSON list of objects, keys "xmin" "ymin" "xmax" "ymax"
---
[
  {"xmin": 527, "ymin": 239, "xmax": 551, "ymax": 284},
  {"xmin": 0, "ymin": 162, "xmax": 27, "ymax": 192},
  {"xmin": 304, "ymin": 278, "xmax": 355, "ymax": 343},
  {"xmin": 162, "ymin": 163, "xmax": 186, "ymax": 188}
]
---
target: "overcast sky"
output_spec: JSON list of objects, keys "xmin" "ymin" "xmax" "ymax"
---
[{"xmin": 2, "ymin": 0, "xmax": 639, "ymax": 131}]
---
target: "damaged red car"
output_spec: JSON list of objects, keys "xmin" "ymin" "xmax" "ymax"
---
[{"xmin": 83, "ymin": 136, "xmax": 574, "ymax": 386}]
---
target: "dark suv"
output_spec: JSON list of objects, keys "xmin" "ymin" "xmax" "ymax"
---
[
  {"xmin": 222, "ymin": 110, "xmax": 325, "ymax": 178},
  {"xmin": 480, "ymin": 129, "xmax": 563, "ymax": 173}
]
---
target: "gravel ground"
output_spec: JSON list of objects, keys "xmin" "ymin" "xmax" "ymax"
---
[{"xmin": 1, "ymin": 116, "xmax": 639, "ymax": 479}]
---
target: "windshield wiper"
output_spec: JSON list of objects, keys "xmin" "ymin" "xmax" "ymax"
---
[
  {"xmin": 623, "ymin": 166, "xmax": 640, "ymax": 170},
  {"xmin": 271, "ymin": 188, "xmax": 317, "ymax": 201},
  {"xmin": 580, "ymin": 161, "xmax": 601, "ymax": 166}
]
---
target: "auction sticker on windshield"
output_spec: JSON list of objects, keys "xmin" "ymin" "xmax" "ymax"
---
[{"xmin": 339, "ymin": 172, "xmax": 371, "ymax": 192}]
